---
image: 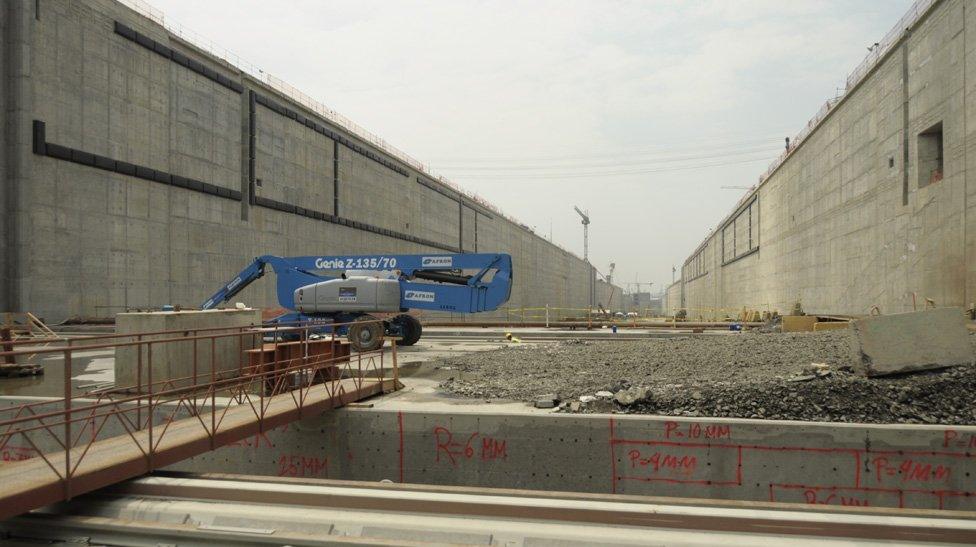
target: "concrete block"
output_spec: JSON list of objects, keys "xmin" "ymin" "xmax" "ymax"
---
[
  {"xmin": 849, "ymin": 307, "xmax": 974, "ymax": 377},
  {"xmin": 115, "ymin": 309, "xmax": 261, "ymax": 391},
  {"xmin": 782, "ymin": 316, "xmax": 817, "ymax": 332}
]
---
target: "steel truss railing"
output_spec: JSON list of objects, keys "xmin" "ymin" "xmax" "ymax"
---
[{"xmin": 0, "ymin": 319, "xmax": 398, "ymax": 502}]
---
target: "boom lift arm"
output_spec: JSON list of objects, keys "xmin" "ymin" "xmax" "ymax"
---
[{"xmin": 201, "ymin": 253, "xmax": 513, "ymax": 350}]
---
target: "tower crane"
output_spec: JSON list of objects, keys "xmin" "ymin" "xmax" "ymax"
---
[{"xmin": 573, "ymin": 206, "xmax": 590, "ymax": 262}]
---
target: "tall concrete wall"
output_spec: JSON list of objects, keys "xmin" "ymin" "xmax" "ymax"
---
[
  {"xmin": 0, "ymin": 6, "xmax": 8, "ymax": 314},
  {"xmin": 0, "ymin": 0, "xmax": 625, "ymax": 322},
  {"xmin": 2, "ymin": 2, "xmax": 33, "ymax": 316},
  {"xmin": 676, "ymin": 0, "xmax": 974, "ymax": 318},
  {"xmin": 665, "ymin": 281, "xmax": 681, "ymax": 316}
]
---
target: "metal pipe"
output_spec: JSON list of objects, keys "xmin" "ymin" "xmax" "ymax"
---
[
  {"xmin": 410, "ymin": 270, "xmax": 472, "ymax": 285},
  {"xmin": 420, "ymin": 320, "xmax": 764, "ymax": 329}
]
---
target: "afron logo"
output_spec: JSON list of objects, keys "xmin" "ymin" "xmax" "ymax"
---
[
  {"xmin": 421, "ymin": 256, "xmax": 452, "ymax": 268},
  {"xmin": 404, "ymin": 290, "xmax": 436, "ymax": 302}
]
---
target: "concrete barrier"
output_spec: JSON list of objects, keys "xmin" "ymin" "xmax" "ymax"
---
[
  {"xmin": 114, "ymin": 309, "xmax": 262, "ymax": 389},
  {"xmin": 169, "ymin": 408, "xmax": 976, "ymax": 511},
  {"xmin": 850, "ymin": 308, "xmax": 974, "ymax": 376},
  {"xmin": 3, "ymin": 396, "xmax": 973, "ymax": 511}
]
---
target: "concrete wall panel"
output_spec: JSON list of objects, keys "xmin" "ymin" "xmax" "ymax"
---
[
  {"xmin": 3, "ymin": 398, "xmax": 973, "ymax": 511},
  {"xmin": 3, "ymin": 0, "xmax": 626, "ymax": 320},
  {"xmin": 174, "ymin": 409, "xmax": 976, "ymax": 511},
  {"xmin": 677, "ymin": 0, "xmax": 974, "ymax": 317}
]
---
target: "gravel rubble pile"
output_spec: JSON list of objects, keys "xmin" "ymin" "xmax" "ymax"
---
[{"xmin": 438, "ymin": 330, "xmax": 976, "ymax": 424}]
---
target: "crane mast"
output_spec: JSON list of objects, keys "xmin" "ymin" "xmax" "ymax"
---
[{"xmin": 573, "ymin": 206, "xmax": 590, "ymax": 262}]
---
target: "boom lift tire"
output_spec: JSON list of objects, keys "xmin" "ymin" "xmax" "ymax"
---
[
  {"xmin": 349, "ymin": 316, "xmax": 384, "ymax": 352},
  {"xmin": 392, "ymin": 314, "xmax": 422, "ymax": 346}
]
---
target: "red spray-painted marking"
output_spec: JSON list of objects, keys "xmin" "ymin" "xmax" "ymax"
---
[
  {"xmin": 608, "ymin": 421, "xmax": 976, "ymax": 507},
  {"xmin": 664, "ymin": 421, "xmax": 732, "ymax": 441},
  {"xmin": 433, "ymin": 426, "xmax": 507, "ymax": 466},
  {"xmin": 1, "ymin": 445, "xmax": 35, "ymax": 463},
  {"xmin": 768, "ymin": 483, "xmax": 973, "ymax": 509},
  {"xmin": 617, "ymin": 443, "xmax": 742, "ymax": 486},
  {"xmin": 228, "ymin": 432, "xmax": 274, "ymax": 449},
  {"xmin": 942, "ymin": 429, "xmax": 976, "ymax": 451},
  {"xmin": 805, "ymin": 489, "xmax": 871, "ymax": 506},
  {"xmin": 870, "ymin": 456, "xmax": 952, "ymax": 485},
  {"xmin": 628, "ymin": 449, "xmax": 697, "ymax": 476},
  {"xmin": 277, "ymin": 453, "xmax": 328, "ymax": 477},
  {"xmin": 614, "ymin": 436, "xmax": 976, "ymax": 460}
]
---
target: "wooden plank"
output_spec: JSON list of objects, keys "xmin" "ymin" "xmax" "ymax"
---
[{"xmin": 782, "ymin": 316, "xmax": 818, "ymax": 332}]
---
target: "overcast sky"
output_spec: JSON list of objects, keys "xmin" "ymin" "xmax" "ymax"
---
[{"xmin": 152, "ymin": 0, "xmax": 913, "ymax": 292}]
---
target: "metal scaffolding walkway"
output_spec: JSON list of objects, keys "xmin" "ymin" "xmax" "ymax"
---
[{"xmin": 0, "ymin": 322, "xmax": 399, "ymax": 521}]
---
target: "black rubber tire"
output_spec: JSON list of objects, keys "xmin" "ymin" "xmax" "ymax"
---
[
  {"xmin": 394, "ymin": 314, "xmax": 423, "ymax": 346},
  {"xmin": 348, "ymin": 316, "xmax": 384, "ymax": 352}
]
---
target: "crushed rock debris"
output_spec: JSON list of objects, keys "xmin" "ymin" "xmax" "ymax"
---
[{"xmin": 438, "ymin": 330, "xmax": 976, "ymax": 424}]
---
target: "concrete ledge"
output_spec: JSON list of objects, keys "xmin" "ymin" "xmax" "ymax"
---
[
  {"xmin": 5, "ymin": 395, "xmax": 973, "ymax": 511},
  {"xmin": 164, "ymin": 407, "xmax": 976, "ymax": 511}
]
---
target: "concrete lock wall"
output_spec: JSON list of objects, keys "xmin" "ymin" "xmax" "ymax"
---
[
  {"xmin": 0, "ymin": 0, "xmax": 627, "ymax": 322},
  {"xmin": 171, "ymin": 410, "xmax": 976, "ymax": 511},
  {"xmin": 2, "ymin": 399, "xmax": 974, "ymax": 511},
  {"xmin": 664, "ymin": 281, "xmax": 681, "ymax": 316},
  {"xmin": 172, "ymin": 409, "xmax": 976, "ymax": 511},
  {"xmin": 676, "ymin": 0, "xmax": 976, "ymax": 318}
]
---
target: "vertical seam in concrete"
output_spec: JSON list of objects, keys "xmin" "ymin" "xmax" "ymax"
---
[
  {"xmin": 247, "ymin": 90, "xmax": 256, "ymax": 210},
  {"xmin": 333, "ymin": 139, "xmax": 339, "ymax": 216},
  {"xmin": 240, "ymin": 89, "xmax": 252, "ymax": 220},
  {"xmin": 902, "ymin": 40, "xmax": 911, "ymax": 206},
  {"xmin": 167, "ymin": 56, "xmax": 175, "ymax": 304},
  {"xmin": 0, "ymin": 3, "xmax": 9, "ymax": 312},
  {"xmin": 963, "ymin": 3, "xmax": 970, "ymax": 308}
]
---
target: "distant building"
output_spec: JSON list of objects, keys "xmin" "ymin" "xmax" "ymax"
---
[{"xmin": 630, "ymin": 292, "xmax": 664, "ymax": 316}]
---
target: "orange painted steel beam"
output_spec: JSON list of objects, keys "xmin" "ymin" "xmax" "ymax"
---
[{"xmin": 0, "ymin": 377, "xmax": 392, "ymax": 521}]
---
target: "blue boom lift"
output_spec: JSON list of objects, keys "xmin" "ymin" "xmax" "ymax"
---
[{"xmin": 201, "ymin": 253, "xmax": 513, "ymax": 351}]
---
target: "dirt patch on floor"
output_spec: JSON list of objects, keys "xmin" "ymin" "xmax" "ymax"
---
[{"xmin": 438, "ymin": 330, "xmax": 976, "ymax": 424}]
